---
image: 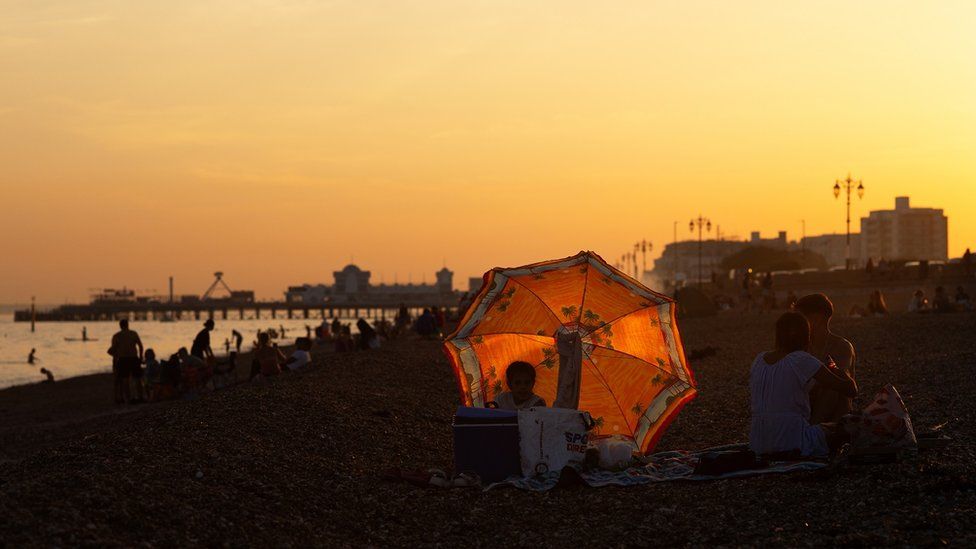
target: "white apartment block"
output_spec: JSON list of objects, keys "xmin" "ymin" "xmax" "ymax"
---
[{"xmin": 860, "ymin": 196, "xmax": 948, "ymax": 263}]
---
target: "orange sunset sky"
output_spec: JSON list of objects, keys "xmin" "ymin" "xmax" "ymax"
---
[{"xmin": 1, "ymin": 1, "xmax": 974, "ymax": 303}]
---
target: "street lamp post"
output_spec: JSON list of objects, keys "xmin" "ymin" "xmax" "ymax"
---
[
  {"xmin": 689, "ymin": 215, "xmax": 712, "ymax": 287},
  {"xmin": 632, "ymin": 243, "xmax": 639, "ymax": 280},
  {"xmin": 833, "ymin": 174, "xmax": 865, "ymax": 270}
]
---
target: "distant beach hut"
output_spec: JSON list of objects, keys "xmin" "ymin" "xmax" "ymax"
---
[{"xmin": 444, "ymin": 251, "xmax": 697, "ymax": 455}]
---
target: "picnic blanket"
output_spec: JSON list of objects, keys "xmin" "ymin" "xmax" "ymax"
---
[{"xmin": 487, "ymin": 443, "xmax": 826, "ymax": 492}]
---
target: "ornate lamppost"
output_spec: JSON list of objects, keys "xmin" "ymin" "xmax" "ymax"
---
[
  {"xmin": 833, "ymin": 174, "xmax": 864, "ymax": 270},
  {"xmin": 689, "ymin": 215, "xmax": 712, "ymax": 287}
]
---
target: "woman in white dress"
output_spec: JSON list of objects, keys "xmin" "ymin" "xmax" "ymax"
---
[{"xmin": 749, "ymin": 312, "xmax": 857, "ymax": 458}]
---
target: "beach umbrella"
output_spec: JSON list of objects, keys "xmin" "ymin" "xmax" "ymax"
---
[{"xmin": 444, "ymin": 251, "xmax": 697, "ymax": 454}]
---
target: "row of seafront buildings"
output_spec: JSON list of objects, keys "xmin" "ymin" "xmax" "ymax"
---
[
  {"xmin": 285, "ymin": 264, "xmax": 457, "ymax": 306},
  {"xmin": 653, "ymin": 196, "xmax": 949, "ymax": 285}
]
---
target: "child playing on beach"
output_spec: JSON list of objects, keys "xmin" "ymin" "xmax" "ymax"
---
[
  {"xmin": 143, "ymin": 349, "xmax": 161, "ymax": 399},
  {"xmin": 494, "ymin": 361, "xmax": 546, "ymax": 410},
  {"xmin": 157, "ymin": 354, "xmax": 181, "ymax": 400},
  {"xmin": 213, "ymin": 352, "xmax": 238, "ymax": 388}
]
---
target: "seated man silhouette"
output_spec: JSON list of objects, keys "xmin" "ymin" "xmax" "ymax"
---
[{"xmin": 795, "ymin": 294, "xmax": 856, "ymax": 423}]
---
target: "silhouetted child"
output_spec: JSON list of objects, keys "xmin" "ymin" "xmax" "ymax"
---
[
  {"xmin": 157, "ymin": 354, "xmax": 182, "ymax": 400},
  {"xmin": 334, "ymin": 325, "xmax": 353, "ymax": 353},
  {"xmin": 40, "ymin": 367, "xmax": 54, "ymax": 383},
  {"xmin": 494, "ymin": 361, "xmax": 546, "ymax": 410},
  {"xmin": 144, "ymin": 349, "xmax": 161, "ymax": 398},
  {"xmin": 214, "ymin": 351, "xmax": 237, "ymax": 387}
]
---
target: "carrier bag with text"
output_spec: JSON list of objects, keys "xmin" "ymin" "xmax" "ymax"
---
[{"xmin": 517, "ymin": 407, "xmax": 593, "ymax": 477}]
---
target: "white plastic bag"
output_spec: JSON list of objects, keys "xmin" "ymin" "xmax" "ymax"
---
[
  {"xmin": 517, "ymin": 407, "xmax": 592, "ymax": 477},
  {"xmin": 846, "ymin": 384, "xmax": 917, "ymax": 449}
]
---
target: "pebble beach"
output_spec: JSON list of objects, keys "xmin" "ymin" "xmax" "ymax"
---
[{"xmin": 1, "ymin": 311, "xmax": 974, "ymax": 546}]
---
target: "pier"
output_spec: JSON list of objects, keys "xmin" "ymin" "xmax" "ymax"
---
[
  {"xmin": 14, "ymin": 298, "xmax": 459, "ymax": 323},
  {"xmin": 15, "ymin": 268, "xmax": 464, "ymax": 323}
]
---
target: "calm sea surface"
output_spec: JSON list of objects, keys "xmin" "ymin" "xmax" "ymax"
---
[{"xmin": 0, "ymin": 309, "xmax": 386, "ymax": 389}]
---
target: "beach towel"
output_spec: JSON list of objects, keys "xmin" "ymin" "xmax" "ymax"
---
[{"xmin": 488, "ymin": 443, "xmax": 826, "ymax": 492}]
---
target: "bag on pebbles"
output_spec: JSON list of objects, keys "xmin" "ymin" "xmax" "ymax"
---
[{"xmin": 517, "ymin": 407, "xmax": 593, "ymax": 477}]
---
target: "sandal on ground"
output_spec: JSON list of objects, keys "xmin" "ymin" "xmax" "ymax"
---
[
  {"xmin": 428, "ymin": 468, "xmax": 451, "ymax": 488},
  {"xmin": 451, "ymin": 472, "xmax": 481, "ymax": 488}
]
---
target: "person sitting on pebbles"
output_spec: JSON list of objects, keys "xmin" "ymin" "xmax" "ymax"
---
[
  {"xmin": 795, "ymin": 293, "xmax": 857, "ymax": 424},
  {"xmin": 494, "ymin": 361, "xmax": 546, "ymax": 410},
  {"xmin": 253, "ymin": 332, "xmax": 287, "ymax": 378},
  {"xmin": 283, "ymin": 337, "xmax": 313, "ymax": 371},
  {"xmin": 750, "ymin": 311, "xmax": 857, "ymax": 458}
]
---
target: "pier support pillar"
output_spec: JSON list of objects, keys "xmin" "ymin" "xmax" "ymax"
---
[
  {"xmin": 303, "ymin": 308, "xmax": 309, "ymax": 319},
  {"xmin": 272, "ymin": 309, "xmax": 277, "ymax": 319},
  {"xmin": 287, "ymin": 309, "xmax": 293, "ymax": 319}
]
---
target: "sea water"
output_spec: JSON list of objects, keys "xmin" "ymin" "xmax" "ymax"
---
[{"xmin": 0, "ymin": 309, "xmax": 390, "ymax": 389}]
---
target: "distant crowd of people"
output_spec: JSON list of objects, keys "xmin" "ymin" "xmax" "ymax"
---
[
  {"xmin": 98, "ymin": 303, "xmax": 458, "ymax": 405},
  {"xmin": 906, "ymin": 285, "xmax": 972, "ymax": 314},
  {"xmin": 846, "ymin": 285, "xmax": 972, "ymax": 316},
  {"xmin": 699, "ymin": 268, "xmax": 974, "ymax": 319},
  {"xmin": 105, "ymin": 318, "xmax": 318, "ymax": 405}
]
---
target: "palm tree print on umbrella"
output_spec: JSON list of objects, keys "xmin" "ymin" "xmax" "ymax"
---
[
  {"xmin": 495, "ymin": 286, "xmax": 517, "ymax": 312},
  {"xmin": 560, "ymin": 305, "xmax": 578, "ymax": 320}
]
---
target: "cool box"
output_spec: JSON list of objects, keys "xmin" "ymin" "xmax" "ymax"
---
[{"xmin": 452, "ymin": 406, "xmax": 521, "ymax": 483}]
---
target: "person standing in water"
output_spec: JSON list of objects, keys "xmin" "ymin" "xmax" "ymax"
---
[
  {"xmin": 82, "ymin": 327, "xmax": 88, "ymax": 341},
  {"xmin": 231, "ymin": 329, "xmax": 243, "ymax": 353},
  {"xmin": 28, "ymin": 348, "xmax": 36, "ymax": 364}
]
